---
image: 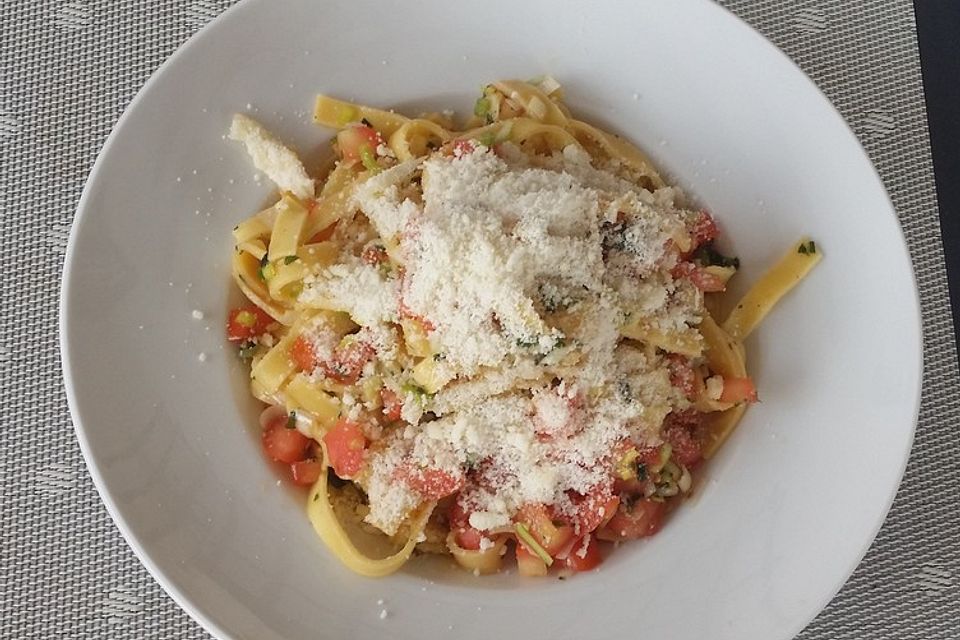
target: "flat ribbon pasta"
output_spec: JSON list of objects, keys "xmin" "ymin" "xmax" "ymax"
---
[{"xmin": 307, "ymin": 444, "xmax": 435, "ymax": 577}]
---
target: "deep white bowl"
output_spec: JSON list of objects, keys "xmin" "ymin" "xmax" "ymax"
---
[{"xmin": 61, "ymin": 0, "xmax": 922, "ymax": 638}]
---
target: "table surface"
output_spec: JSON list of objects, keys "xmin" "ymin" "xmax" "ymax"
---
[
  {"xmin": 2, "ymin": 1, "xmax": 958, "ymax": 639},
  {"xmin": 915, "ymin": 0, "xmax": 960, "ymax": 350}
]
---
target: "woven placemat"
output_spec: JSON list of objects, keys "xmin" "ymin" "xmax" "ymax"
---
[{"xmin": 1, "ymin": 0, "xmax": 956, "ymax": 638}]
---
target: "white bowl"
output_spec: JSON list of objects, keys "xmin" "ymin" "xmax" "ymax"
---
[{"xmin": 60, "ymin": 0, "xmax": 922, "ymax": 638}]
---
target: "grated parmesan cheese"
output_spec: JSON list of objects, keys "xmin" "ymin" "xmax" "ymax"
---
[
  {"xmin": 329, "ymin": 144, "xmax": 703, "ymax": 534},
  {"xmin": 228, "ymin": 114, "xmax": 314, "ymax": 200}
]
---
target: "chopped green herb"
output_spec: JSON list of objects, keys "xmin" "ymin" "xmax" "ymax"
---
[
  {"xmin": 257, "ymin": 253, "xmax": 276, "ymax": 281},
  {"xmin": 283, "ymin": 255, "xmax": 299, "ymax": 265},
  {"xmin": 401, "ymin": 382, "xmax": 432, "ymax": 403},
  {"xmin": 798, "ymin": 244, "xmax": 808, "ymax": 255},
  {"xmin": 473, "ymin": 96, "xmax": 491, "ymax": 118},
  {"xmin": 807, "ymin": 240, "xmax": 817, "ymax": 254},
  {"xmin": 312, "ymin": 492, "xmax": 320, "ymax": 502},
  {"xmin": 477, "ymin": 132, "xmax": 496, "ymax": 147},
  {"xmin": 286, "ymin": 412, "xmax": 297, "ymax": 429},
  {"xmin": 259, "ymin": 262, "xmax": 276, "ymax": 280},
  {"xmin": 238, "ymin": 341, "xmax": 257, "ymax": 361},
  {"xmin": 515, "ymin": 336, "xmax": 539, "ymax": 349},
  {"xmin": 515, "ymin": 523, "xmax": 553, "ymax": 566},
  {"xmin": 538, "ymin": 281, "xmax": 575, "ymax": 313},
  {"xmin": 693, "ymin": 242, "xmax": 740, "ymax": 269},
  {"xmin": 359, "ymin": 146, "xmax": 381, "ymax": 174},
  {"xmin": 360, "ymin": 117, "xmax": 373, "ymax": 128},
  {"xmin": 433, "ymin": 352, "xmax": 446, "ymax": 361}
]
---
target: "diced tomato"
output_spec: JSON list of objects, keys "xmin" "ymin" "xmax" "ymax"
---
[
  {"xmin": 361, "ymin": 244, "xmax": 389, "ymax": 266},
  {"xmin": 455, "ymin": 527, "xmax": 484, "ymax": 551},
  {"xmin": 541, "ymin": 525, "xmax": 575, "ymax": 557},
  {"xmin": 564, "ymin": 535, "xmax": 603, "ymax": 572},
  {"xmin": 290, "ymin": 335, "xmax": 318, "ymax": 372},
  {"xmin": 289, "ymin": 459, "xmax": 323, "ymax": 486},
  {"xmin": 380, "ymin": 388, "xmax": 403, "ymax": 421},
  {"xmin": 665, "ymin": 354, "xmax": 699, "ymax": 399},
  {"xmin": 398, "ymin": 466, "xmax": 464, "ymax": 500},
  {"xmin": 719, "ymin": 377, "xmax": 759, "ymax": 404},
  {"xmin": 262, "ymin": 421, "xmax": 311, "ymax": 464},
  {"xmin": 689, "ymin": 210, "xmax": 719, "ymax": 251},
  {"xmin": 321, "ymin": 340, "xmax": 375, "ymax": 384},
  {"xmin": 322, "ymin": 418, "xmax": 368, "ymax": 478},
  {"xmin": 336, "ymin": 124, "xmax": 384, "ymax": 164},
  {"xmin": 567, "ymin": 491, "xmax": 620, "ymax": 535},
  {"xmin": 448, "ymin": 496, "xmax": 471, "ymax": 529},
  {"xmin": 672, "ymin": 261, "xmax": 726, "ymax": 292},
  {"xmin": 448, "ymin": 495, "xmax": 484, "ymax": 550},
  {"xmin": 307, "ymin": 220, "xmax": 338, "ymax": 244},
  {"xmin": 227, "ymin": 306, "xmax": 274, "ymax": 342},
  {"xmin": 663, "ymin": 411, "xmax": 704, "ymax": 468},
  {"xmin": 515, "ymin": 543, "xmax": 549, "ymax": 576},
  {"xmin": 597, "ymin": 499, "xmax": 666, "ymax": 540}
]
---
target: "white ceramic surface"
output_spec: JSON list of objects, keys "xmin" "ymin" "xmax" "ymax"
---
[{"xmin": 61, "ymin": 0, "xmax": 922, "ymax": 638}]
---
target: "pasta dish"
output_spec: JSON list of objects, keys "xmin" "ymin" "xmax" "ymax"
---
[{"xmin": 224, "ymin": 77, "xmax": 820, "ymax": 577}]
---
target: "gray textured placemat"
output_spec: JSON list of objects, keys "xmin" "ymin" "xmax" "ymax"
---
[{"xmin": 1, "ymin": 0, "xmax": 957, "ymax": 638}]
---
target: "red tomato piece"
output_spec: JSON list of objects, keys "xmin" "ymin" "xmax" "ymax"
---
[
  {"xmin": 447, "ymin": 495, "xmax": 485, "ymax": 550},
  {"xmin": 597, "ymin": 499, "xmax": 666, "ymax": 540},
  {"xmin": 564, "ymin": 534, "xmax": 603, "ymax": 572},
  {"xmin": 322, "ymin": 418, "xmax": 368, "ymax": 478},
  {"xmin": 665, "ymin": 354, "xmax": 699, "ymax": 399},
  {"xmin": 398, "ymin": 467, "xmax": 464, "ymax": 500},
  {"xmin": 672, "ymin": 261, "xmax": 726, "ymax": 292},
  {"xmin": 454, "ymin": 527, "xmax": 484, "ymax": 551},
  {"xmin": 689, "ymin": 210, "xmax": 719, "ymax": 250},
  {"xmin": 321, "ymin": 340, "xmax": 375, "ymax": 384},
  {"xmin": 227, "ymin": 306, "xmax": 274, "ymax": 342},
  {"xmin": 336, "ymin": 124, "xmax": 384, "ymax": 163},
  {"xmin": 661, "ymin": 409, "xmax": 703, "ymax": 467},
  {"xmin": 380, "ymin": 388, "xmax": 403, "ymax": 422},
  {"xmin": 564, "ymin": 487, "xmax": 620, "ymax": 535},
  {"xmin": 262, "ymin": 422, "xmax": 311, "ymax": 464},
  {"xmin": 290, "ymin": 459, "xmax": 323, "ymax": 486},
  {"xmin": 290, "ymin": 335, "xmax": 317, "ymax": 372},
  {"xmin": 719, "ymin": 377, "xmax": 759, "ymax": 404}
]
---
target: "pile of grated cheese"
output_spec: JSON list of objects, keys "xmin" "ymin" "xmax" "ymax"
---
[{"xmin": 300, "ymin": 143, "xmax": 703, "ymax": 535}]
